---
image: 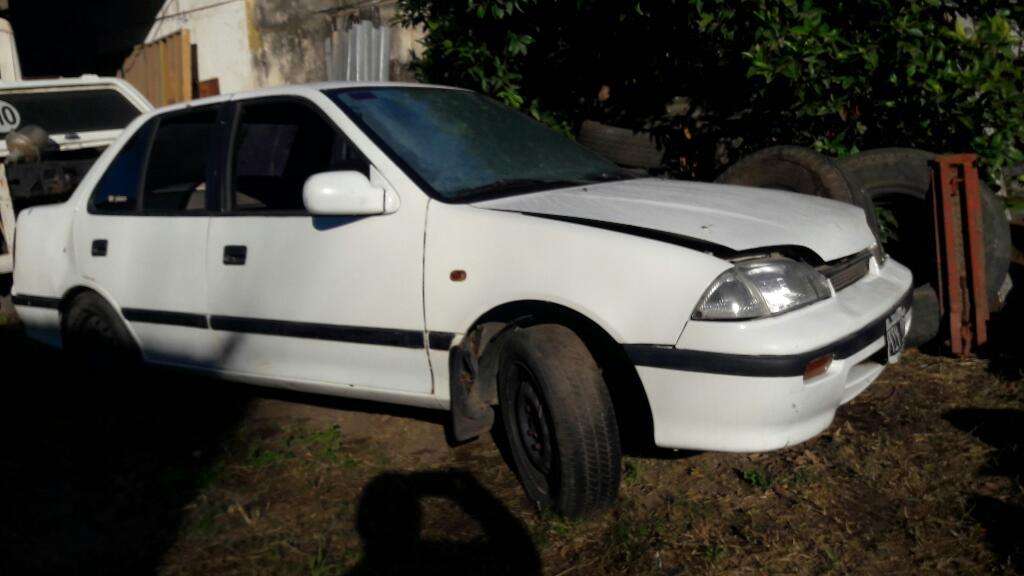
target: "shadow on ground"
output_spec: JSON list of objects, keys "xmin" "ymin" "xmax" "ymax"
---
[
  {"xmin": 945, "ymin": 407, "xmax": 1024, "ymax": 571},
  {"xmin": 0, "ymin": 327, "xmax": 251, "ymax": 574},
  {"xmin": 987, "ymin": 263, "xmax": 1024, "ymax": 380},
  {"xmin": 347, "ymin": 469, "xmax": 541, "ymax": 576}
]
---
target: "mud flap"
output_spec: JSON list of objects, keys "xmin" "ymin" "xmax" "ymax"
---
[{"xmin": 448, "ymin": 344, "xmax": 495, "ymax": 442}]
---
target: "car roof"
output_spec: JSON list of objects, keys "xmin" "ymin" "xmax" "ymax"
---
[
  {"xmin": 0, "ymin": 75, "xmax": 152, "ymax": 110},
  {"xmin": 148, "ymin": 81, "xmax": 469, "ymax": 115}
]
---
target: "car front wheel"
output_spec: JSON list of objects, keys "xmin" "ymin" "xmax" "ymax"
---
[{"xmin": 497, "ymin": 324, "xmax": 621, "ymax": 518}]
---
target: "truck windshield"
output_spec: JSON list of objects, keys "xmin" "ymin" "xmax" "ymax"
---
[
  {"xmin": 0, "ymin": 88, "xmax": 142, "ymax": 135},
  {"xmin": 326, "ymin": 87, "xmax": 633, "ymax": 201}
]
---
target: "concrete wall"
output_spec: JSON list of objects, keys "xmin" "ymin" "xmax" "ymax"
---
[
  {"xmin": 146, "ymin": 0, "xmax": 257, "ymax": 94},
  {"xmin": 144, "ymin": 0, "xmax": 423, "ymax": 95}
]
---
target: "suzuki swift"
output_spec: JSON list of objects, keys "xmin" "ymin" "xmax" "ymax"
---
[{"xmin": 11, "ymin": 83, "xmax": 912, "ymax": 517}]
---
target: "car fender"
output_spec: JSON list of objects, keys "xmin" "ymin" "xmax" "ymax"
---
[
  {"xmin": 12, "ymin": 203, "xmax": 76, "ymax": 303},
  {"xmin": 424, "ymin": 201, "xmax": 731, "ymax": 345}
]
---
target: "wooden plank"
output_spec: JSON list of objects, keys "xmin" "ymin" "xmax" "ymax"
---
[
  {"xmin": 120, "ymin": 30, "xmax": 194, "ymax": 107},
  {"xmin": 162, "ymin": 33, "xmax": 176, "ymax": 104},
  {"xmin": 181, "ymin": 29, "xmax": 193, "ymax": 102},
  {"xmin": 198, "ymin": 78, "xmax": 221, "ymax": 98}
]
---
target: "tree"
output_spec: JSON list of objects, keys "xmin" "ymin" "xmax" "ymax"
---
[{"xmin": 398, "ymin": 0, "xmax": 1024, "ymax": 186}]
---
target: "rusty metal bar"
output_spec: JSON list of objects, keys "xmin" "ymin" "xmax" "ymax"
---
[
  {"xmin": 961, "ymin": 158, "xmax": 989, "ymax": 349},
  {"xmin": 929, "ymin": 154, "xmax": 989, "ymax": 356}
]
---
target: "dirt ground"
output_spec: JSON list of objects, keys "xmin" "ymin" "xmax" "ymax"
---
[{"xmin": 1, "ymin": 319, "xmax": 1022, "ymax": 575}]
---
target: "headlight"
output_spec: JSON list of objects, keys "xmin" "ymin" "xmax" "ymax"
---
[{"xmin": 692, "ymin": 258, "xmax": 833, "ymax": 320}]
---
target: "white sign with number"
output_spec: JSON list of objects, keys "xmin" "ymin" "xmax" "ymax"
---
[{"xmin": 0, "ymin": 100, "xmax": 21, "ymax": 134}]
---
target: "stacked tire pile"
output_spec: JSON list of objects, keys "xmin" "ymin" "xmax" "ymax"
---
[{"xmin": 717, "ymin": 146, "xmax": 1012, "ymax": 348}]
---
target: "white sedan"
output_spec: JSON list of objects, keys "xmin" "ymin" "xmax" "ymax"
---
[{"xmin": 11, "ymin": 83, "xmax": 912, "ymax": 517}]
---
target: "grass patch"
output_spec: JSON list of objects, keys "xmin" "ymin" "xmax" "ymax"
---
[
  {"xmin": 247, "ymin": 445, "xmax": 287, "ymax": 468},
  {"xmin": 623, "ymin": 459, "xmax": 642, "ymax": 485},
  {"xmin": 740, "ymin": 467, "xmax": 773, "ymax": 490}
]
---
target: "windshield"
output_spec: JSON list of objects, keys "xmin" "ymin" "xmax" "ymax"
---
[
  {"xmin": 0, "ymin": 88, "xmax": 142, "ymax": 135},
  {"xmin": 326, "ymin": 87, "xmax": 633, "ymax": 201}
]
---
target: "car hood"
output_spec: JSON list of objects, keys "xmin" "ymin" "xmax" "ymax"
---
[{"xmin": 471, "ymin": 178, "xmax": 876, "ymax": 262}]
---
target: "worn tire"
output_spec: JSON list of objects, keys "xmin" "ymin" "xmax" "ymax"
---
[
  {"xmin": 63, "ymin": 292, "xmax": 139, "ymax": 371},
  {"xmin": 716, "ymin": 146, "xmax": 860, "ymax": 204},
  {"xmin": 906, "ymin": 285, "xmax": 941, "ymax": 347},
  {"xmin": 0, "ymin": 274, "xmax": 17, "ymax": 326},
  {"xmin": 0, "ymin": 294, "xmax": 17, "ymax": 326},
  {"xmin": 837, "ymin": 148, "xmax": 1011, "ymax": 310},
  {"xmin": 497, "ymin": 324, "xmax": 621, "ymax": 518},
  {"xmin": 578, "ymin": 120, "xmax": 663, "ymax": 169}
]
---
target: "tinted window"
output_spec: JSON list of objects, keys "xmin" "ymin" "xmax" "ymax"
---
[
  {"xmin": 231, "ymin": 100, "xmax": 367, "ymax": 211},
  {"xmin": 0, "ymin": 88, "xmax": 142, "ymax": 134},
  {"xmin": 327, "ymin": 88, "xmax": 630, "ymax": 201},
  {"xmin": 142, "ymin": 109, "xmax": 218, "ymax": 213},
  {"xmin": 90, "ymin": 119, "xmax": 155, "ymax": 213}
]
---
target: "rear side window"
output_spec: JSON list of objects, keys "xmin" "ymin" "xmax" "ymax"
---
[
  {"xmin": 142, "ymin": 109, "xmax": 218, "ymax": 213},
  {"xmin": 230, "ymin": 100, "xmax": 367, "ymax": 212},
  {"xmin": 90, "ymin": 119, "xmax": 155, "ymax": 213}
]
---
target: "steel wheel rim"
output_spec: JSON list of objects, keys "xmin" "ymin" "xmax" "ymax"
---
[
  {"xmin": 512, "ymin": 361, "xmax": 553, "ymax": 475},
  {"xmin": 73, "ymin": 311, "xmax": 119, "ymax": 367}
]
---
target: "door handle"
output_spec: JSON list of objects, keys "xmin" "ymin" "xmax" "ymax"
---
[
  {"xmin": 91, "ymin": 239, "xmax": 107, "ymax": 257},
  {"xmin": 223, "ymin": 245, "xmax": 247, "ymax": 265}
]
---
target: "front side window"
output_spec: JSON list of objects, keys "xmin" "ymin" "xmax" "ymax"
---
[
  {"xmin": 326, "ymin": 87, "xmax": 632, "ymax": 201},
  {"xmin": 90, "ymin": 118, "xmax": 155, "ymax": 213},
  {"xmin": 142, "ymin": 108, "xmax": 218, "ymax": 212},
  {"xmin": 230, "ymin": 100, "xmax": 368, "ymax": 212}
]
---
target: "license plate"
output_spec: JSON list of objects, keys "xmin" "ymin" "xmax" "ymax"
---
[{"xmin": 885, "ymin": 304, "xmax": 907, "ymax": 362}]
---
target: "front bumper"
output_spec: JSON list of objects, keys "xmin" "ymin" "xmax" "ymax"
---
[{"xmin": 627, "ymin": 258, "xmax": 913, "ymax": 452}]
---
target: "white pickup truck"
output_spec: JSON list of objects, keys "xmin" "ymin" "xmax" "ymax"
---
[
  {"xmin": 10, "ymin": 82, "xmax": 912, "ymax": 517},
  {"xmin": 0, "ymin": 76, "xmax": 151, "ymax": 277}
]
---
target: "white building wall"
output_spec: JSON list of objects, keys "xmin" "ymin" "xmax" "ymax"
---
[
  {"xmin": 142, "ymin": 0, "xmax": 423, "ymax": 95},
  {"xmin": 145, "ymin": 0, "xmax": 257, "ymax": 94}
]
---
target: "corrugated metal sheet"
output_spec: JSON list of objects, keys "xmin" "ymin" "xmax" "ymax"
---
[{"xmin": 326, "ymin": 20, "xmax": 391, "ymax": 82}]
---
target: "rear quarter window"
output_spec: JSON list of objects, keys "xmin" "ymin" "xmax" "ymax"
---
[{"xmin": 89, "ymin": 119, "xmax": 155, "ymax": 213}]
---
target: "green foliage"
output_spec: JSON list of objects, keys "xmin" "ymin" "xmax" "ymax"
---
[
  {"xmin": 398, "ymin": 0, "xmax": 1024, "ymax": 185},
  {"xmin": 741, "ymin": 467, "xmax": 773, "ymax": 489}
]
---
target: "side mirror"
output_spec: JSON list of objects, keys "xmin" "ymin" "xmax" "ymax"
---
[{"xmin": 302, "ymin": 170, "xmax": 395, "ymax": 216}]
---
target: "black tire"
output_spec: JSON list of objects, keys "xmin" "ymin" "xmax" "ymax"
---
[
  {"xmin": 0, "ymin": 274, "xmax": 17, "ymax": 326},
  {"xmin": 63, "ymin": 292, "xmax": 139, "ymax": 371},
  {"xmin": 906, "ymin": 285, "xmax": 941, "ymax": 347},
  {"xmin": 578, "ymin": 120, "xmax": 663, "ymax": 169},
  {"xmin": 0, "ymin": 295, "xmax": 17, "ymax": 326},
  {"xmin": 497, "ymin": 324, "xmax": 621, "ymax": 518},
  {"xmin": 716, "ymin": 146, "xmax": 884, "ymax": 241},
  {"xmin": 837, "ymin": 148, "xmax": 1011, "ymax": 310},
  {"xmin": 716, "ymin": 146, "xmax": 860, "ymax": 205}
]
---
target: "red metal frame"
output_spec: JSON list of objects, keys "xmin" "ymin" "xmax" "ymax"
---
[{"xmin": 930, "ymin": 154, "xmax": 989, "ymax": 356}]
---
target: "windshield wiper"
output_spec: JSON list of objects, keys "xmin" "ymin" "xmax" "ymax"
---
[{"xmin": 457, "ymin": 178, "xmax": 587, "ymax": 199}]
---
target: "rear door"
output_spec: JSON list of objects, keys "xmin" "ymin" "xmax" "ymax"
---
[
  {"xmin": 74, "ymin": 105, "xmax": 224, "ymax": 366},
  {"xmin": 204, "ymin": 96, "xmax": 432, "ymax": 394}
]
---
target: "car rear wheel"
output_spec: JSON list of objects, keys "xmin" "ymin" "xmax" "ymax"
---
[
  {"xmin": 63, "ymin": 292, "xmax": 138, "ymax": 371},
  {"xmin": 497, "ymin": 324, "xmax": 621, "ymax": 518}
]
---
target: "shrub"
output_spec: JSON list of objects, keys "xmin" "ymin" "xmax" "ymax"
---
[{"xmin": 398, "ymin": 0, "xmax": 1024, "ymax": 186}]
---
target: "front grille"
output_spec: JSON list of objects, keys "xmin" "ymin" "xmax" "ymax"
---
[{"xmin": 820, "ymin": 250, "xmax": 871, "ymax": 292}]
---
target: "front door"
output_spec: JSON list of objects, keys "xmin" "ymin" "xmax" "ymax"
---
[{"xmin": 204, "ymin": 97, "xmax": 431, "ymax": 394}]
